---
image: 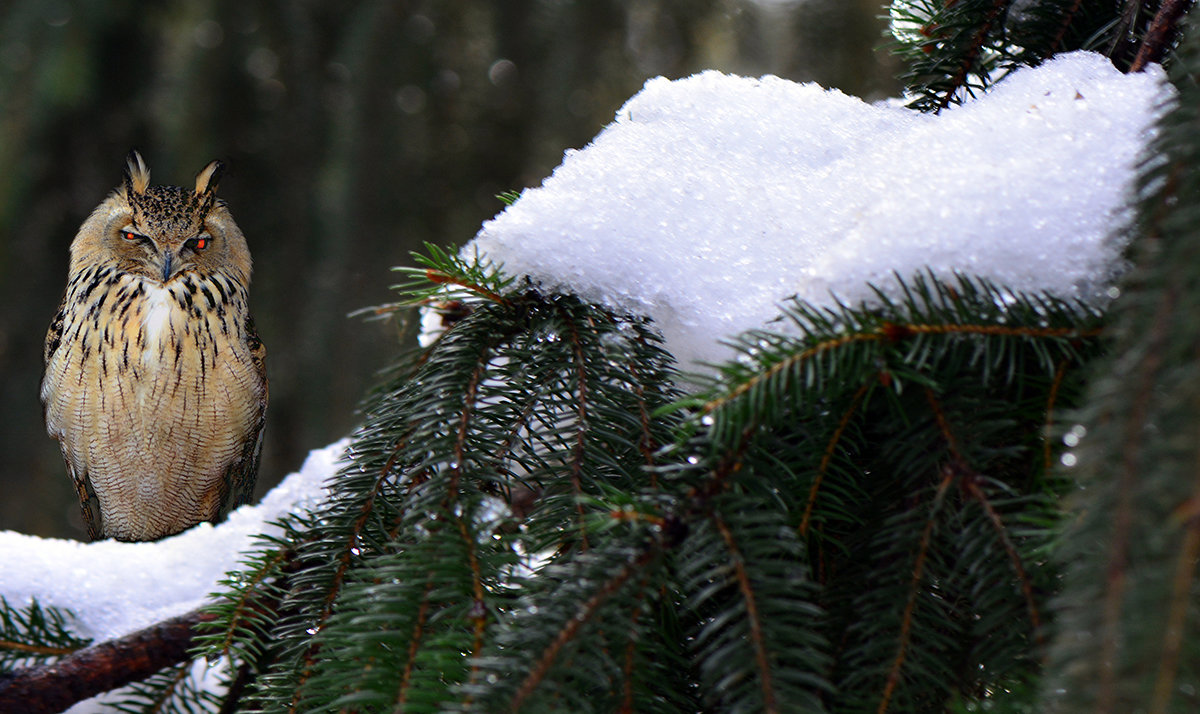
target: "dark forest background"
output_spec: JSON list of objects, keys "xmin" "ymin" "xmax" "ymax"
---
[{"xmin": 0, "ymin": 0, "xmax": 897, "ymax": 539}]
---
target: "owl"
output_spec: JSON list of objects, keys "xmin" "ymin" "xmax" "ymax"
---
[{"xmin": 41, "ymin": 152, "xmax": 267, "ymax": 542}]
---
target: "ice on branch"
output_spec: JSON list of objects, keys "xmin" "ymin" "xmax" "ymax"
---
[{"xmin": 468, "ymin": 51, "xmax": 1171, "ymax": 369}]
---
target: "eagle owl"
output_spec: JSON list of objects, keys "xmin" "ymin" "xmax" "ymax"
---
[{"xmin": 41, "ymin": 152, "xmax": 267, "ymax": 542}]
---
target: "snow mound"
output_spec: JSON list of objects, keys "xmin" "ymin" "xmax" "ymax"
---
[
  {"xmin": 468, "ymin": 52, "xmax": 1170, "ymax": 369},
  {"xmin": 0, "ymin": 440, "xmax": 348, "ymax": 645}
]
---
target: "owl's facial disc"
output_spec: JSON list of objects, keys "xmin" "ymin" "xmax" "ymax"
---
[{"xmin": 117, "ymin": 224, "xmax": 167, "ymax": 282}]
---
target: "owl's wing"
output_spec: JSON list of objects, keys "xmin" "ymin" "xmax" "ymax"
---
[
  {"xmin": 69, "ymin": 463, "xmax": 104, "ymax": 541},
  {"xmin": 44, "ymin": 299, "xmax": 104, "ymax": 539},
  {"xmin": 217, "ymin": 315, "xmax": 268, "ymax": 518},
  {"xmin": 43, "ymin": 300, "xmax": 67, "ymax": 366},
  {"xmin": 221, "ymin": 423, "xmax": 264, "ymax": 515}
]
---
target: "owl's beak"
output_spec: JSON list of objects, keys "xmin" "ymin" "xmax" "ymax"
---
[{"xmin": 160, "ymin": 251, "xmax": 175, "ymax": 282}]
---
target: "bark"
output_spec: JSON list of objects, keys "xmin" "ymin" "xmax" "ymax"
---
[{"xmin": 0, "ymin": 608, "xmax": 213, "ymax": 714}]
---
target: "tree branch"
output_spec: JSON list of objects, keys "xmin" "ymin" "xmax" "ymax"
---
[
  {"xmin": 0, "ymin": 608, "xmax": 213, "ymax": 714},
  {"xmin": 1129, "ymin": 0, "xmax": 1194, "ymax": 72}
]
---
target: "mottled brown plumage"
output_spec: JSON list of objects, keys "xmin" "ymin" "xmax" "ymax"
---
[{"xmin": 42, "ymin": 152, "xmax": 267, "ymax": 541}]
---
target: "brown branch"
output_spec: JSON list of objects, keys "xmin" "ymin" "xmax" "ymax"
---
[
  {"xmin": 1149, "ymin": 495, "xmax": 1200, "ymax": 714},
  {"xmin": 0, "ymin": 639, "xmax": 81, "ymax": 658},
  {"xmin": 395, "ymin": 576, "xmax": 435, "ymax": 710},
  {"xmin": 878, "ymin": 471, "xmax": 954, "ymax": 714},
  {"xmin": 1129, "ymin": 0, "xmax": 1194, "ymax": 72},
  {"xmin": 509, "ymin": 549, "xmax": 655, "ymax": 711},
  {"xmin": 963, "ymin": 478, "xmax": 1044, "ymax": 643},
  {"xmin": 714, "ymin": 513, "xmax": 778, "ymax": 714},
  {"xmin": 618, "ymin": 580, "xmax": 651, "ymax": 714},
  {"xmin": 445, "ymin": 355, "xmax": 491, "ymax": 702},
  {"xmin": 424, "ymin": 269, "xmax": 510, "ymax": 306},
  {"xmin": 0, "ymin": 608, "xmax": 214, "ymax": 714},
  {"xmin": 456, "ymin": 512, "xmax": 488, "ymax": 661},
  {"xmin": 685, "ymin": 424, "xmax": 758, "ymax": 509},
  {"xmin": 703, "ymin": 322, "xmax": 1100, "ymax": 416},
  {"xmin": 799, "ymin": 381, "xmax": 870, "ymax": 537},
  {"xmin": 935, "ymin": 0, "xmax": 1010, "ymax": 112},
  {"xmin": 702, "ymin": 332, "xmax": 883, "ymax": 415},
  {"xmin": 628, "ymin": 333, "xmax": 662, "ymax": 479},
  {"xmin": 565, "ymin": 310, "xmax": 592, "ymax": 551},
  {"xmin": 1046, "ymin": 0, "xmax": 1086, "ymax": 57},
  {"xmin": 897, "ymin": 323, "xmax": 1102, "ymax": 340},
  {"xmin": 448, "ymin": 355, "xmax": 487, "ymax": 497},
  {"xmin": 1099, "ymin": 284, "xmax": 1177, "ymax": 713},
  {"xmin": 924, "ymin": 387, "xmax": 963, "ymax": 463}
]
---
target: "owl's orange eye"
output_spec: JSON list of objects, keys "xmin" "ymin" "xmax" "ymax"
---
[
  {"xmin": 185, "ymin": 235, "xmax": 210, "ymax": 251},
  {"xmin": 122, "ymin": 230, "xmax": 144, "ymax": 241}
]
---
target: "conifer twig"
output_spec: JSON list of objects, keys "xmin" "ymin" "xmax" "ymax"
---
[
  {"xmin": 934, "ymin": 0, "xmax": 1009, "ymax": 111},
  {"xmin": 714, "ymin": 513, "xmax": 778, "ymax": 714},
  {"xmin": 395, "ymin": 576, "xmax": 435, "ymax": 709},
  {"xmin": 1047, "ymin": 0, "xmax": 1086, "ymax": 58},
  {"xmin": 1129, "ymin": 0, "xmax": 1193, "ymax": 72},
  {"xmin": 799, "ymin": 381, "xmax": 869, "ymax": 537},
  {"xmin": 1148, "ymin": 491, "xmax": 1200, "ymax": 714},
  {"xmin": 878, "ymin": 470, "xmax": 955, "ymax": 714},
  {"xmin": 0, "ymin": 639, "xmax": 80, "ymax": 657},
  {"xmin": 509, "ymin": 549, "xmax": 656, "ymax": 710}
]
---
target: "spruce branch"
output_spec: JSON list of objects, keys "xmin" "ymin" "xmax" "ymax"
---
[
  {"xmin": 891, "ymin": 0, "xmax": 1182, "ymax": 110},
  {"xmin": 394, "ymin": 241, "xmax": 514, "ymax": 307},
  {"xmin": 11, "ymin": 254, "xmax": 1108, "ymax": 712},
  {"xmin": 933, "ymin": 0, "xmax": 1011, "ymax": 112},
  {"xmin": 508, "ymin": 547, "xmax": 658, "ymax": 712},
  {"xmin": 110, "ymin": 660, "xmax": 221, "ymax": 714},
  {"xmin": 963, "ymin": 474, "xmax": 1044, "ymax": 643},
  {"xmin": 564, "ymin": 304, "xmax": 595, "ymax": 551},
  {"xmin": 711, "ymin": 512, "xmax": 779, "ymax": 713},
  {"xmin": 799, "ymin": 381, "xmax": 871, "ymax": 538},
  {"xmin": 1041, "ymin": 13, "xmax": 1200, "ymax": 714},
  {"xmin": 877, "ymin": 469, "xmax": 955, "ymax": 714},
  {"xmin": 0, "ymin": 597, "xmax": 91, "ymax": 669},
  {"xmin": 394, "ymin": 575, "xmax": 435, "ymax": 710},
  {"xmin": 1129, "ymin": 0, "xmax": 1195, "ymax": 70},
  {"xmin": 1046, "ymin": 0, "xmax": 1086, "ymax": 59},
  {"xmin": 1149, "ymin": 493, "xmax": 1200, "ymax": 714}
]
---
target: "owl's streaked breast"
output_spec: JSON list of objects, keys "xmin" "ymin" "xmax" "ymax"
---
[{"xmin": 43, "ymin": 266, "xmax": 265, "ymax": 541}]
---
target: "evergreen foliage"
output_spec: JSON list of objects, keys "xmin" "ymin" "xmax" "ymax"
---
[
  {"xmin": 7, "ymin": 2, "xmax": 1200, "ymax": 712},
  {"xmin": 0, "ymin": 596, "xmax": 90, "ymax": 670},
  {"xmin": 891, "ymin": 0, "xmax": 1180, "ymax": 110},
  {"xmin": 108, "ymin": 662, "xmax": 222, "ymax": 714},
  {"xmin": 188, "ymin": 264, "xmax": 1102, "ymax": 714},
  {"xmin": 1042, "ymin": 11, "xmax": 1200, "ymax": 714}
]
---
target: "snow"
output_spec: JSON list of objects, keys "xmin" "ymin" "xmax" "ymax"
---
[
  {"xmin": 0, "ymin": 50, "xmax": 1174, "ymax": 709},
  {"xmin": 0, "ymin": 440, "xmax": 348, "ymax": 712},
  {"xmin": 468, "ymin": 51, "xmax": 1171, "ymax": 369}
]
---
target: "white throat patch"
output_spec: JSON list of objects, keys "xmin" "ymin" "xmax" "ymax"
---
[{"xmin": 141, "ymin": 283, "xmax": 173, "ymax": 345}]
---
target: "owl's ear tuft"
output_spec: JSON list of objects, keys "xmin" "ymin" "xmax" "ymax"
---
[
  {"xmin": 194, "ymin": 160, "xmax": 225, "ymax": 196},
  {"xmin": 123, "ymin": 150, "xmax": 150, "ymax": 195}
]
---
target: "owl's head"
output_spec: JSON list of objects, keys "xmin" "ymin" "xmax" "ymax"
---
[{"xmin": 69, "ymin": 151, "xmax": 252, "ymax": 286}]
